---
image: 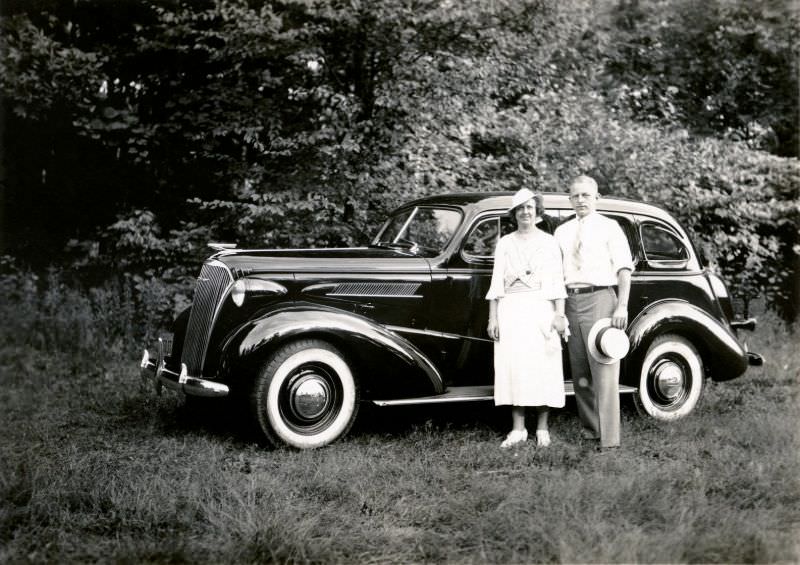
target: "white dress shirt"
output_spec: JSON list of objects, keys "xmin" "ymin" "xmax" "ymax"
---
[{"xmin": 554, "ymin": 212, "xmax": 634, "ymax": 286}]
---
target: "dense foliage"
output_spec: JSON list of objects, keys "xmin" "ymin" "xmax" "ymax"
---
[{"xmin": 1, "ymin": 0, "xmax": 798, "ymax": 319}]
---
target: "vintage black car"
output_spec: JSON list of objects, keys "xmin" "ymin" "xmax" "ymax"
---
[{"xmin": 140, "ymin": 192, "xmax": 762, "ymax": 449}]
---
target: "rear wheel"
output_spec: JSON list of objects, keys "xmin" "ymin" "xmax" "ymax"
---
[
  {"xmin": 634, "ymin": 334, "xmax": 703, "ymax": 421},
  {"xmin": 250, "ymin": 339, "xmax": 359, "ymax": 449}
]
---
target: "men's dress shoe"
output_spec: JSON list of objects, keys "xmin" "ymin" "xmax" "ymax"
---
[
  {"xmin": 536, "ymin": 429, "xmax": 551, "ymax": 447},
  {"xmin": 500, "ymin": 429, "xmax": 528, "ymax": 448}
]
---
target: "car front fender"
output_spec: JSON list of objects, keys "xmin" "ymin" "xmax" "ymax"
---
[
  {"xmin": 625, "ymin": 300, "xmax": 748, "ymax": 383},
  {"xmin": 221, "ymin": 305, "xmax": 444, "ymax": 398}
]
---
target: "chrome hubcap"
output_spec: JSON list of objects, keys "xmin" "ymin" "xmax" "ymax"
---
[
  {"xmin": 289, "ymin": 374, "xmax": 331, "ymax": 420},
  {"xmin": 653, "ymin": 361, "xmax": 684, "ymax": 400},
  {"xmin": 278, "ymin": 361, "xmax": 344, "ymax": 435}
]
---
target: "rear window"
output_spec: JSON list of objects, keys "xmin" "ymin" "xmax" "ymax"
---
[{"xmin": 640, "ymin": 223, "xmax": 689, "ymax": 262}]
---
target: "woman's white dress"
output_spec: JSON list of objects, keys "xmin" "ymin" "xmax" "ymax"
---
[{"xmin": 486, "ymin": 229, "xmax": 567, "ymax": 407}]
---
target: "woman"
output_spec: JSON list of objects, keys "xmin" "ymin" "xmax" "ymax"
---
[{"xmin": 486, "ymin": 188, "xmax": 568, "ymax": 448}]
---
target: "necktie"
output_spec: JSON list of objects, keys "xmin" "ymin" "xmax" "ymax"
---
[{"xmin": 573, "ymin": 219, "xmax": 583, "ymax": 271}]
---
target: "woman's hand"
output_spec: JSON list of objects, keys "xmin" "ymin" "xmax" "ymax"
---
[{"xmin": 487, "ymin": 316, "xmax": 500, "ymax": 341}]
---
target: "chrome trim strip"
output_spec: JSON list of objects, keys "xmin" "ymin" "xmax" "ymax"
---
[
  {"xmin": 295, "ymin": 271, "xmax": 431, "ymax": 280},
  {"xmin": 441, "ymin": 272, "xmax": 477, "ymax": 279},
  {"xmin": 334, "ymin": 293, "xmax": 423, "ymax": 298},
  {"xmin": 301, "ymin": 283, "xmax": 338, "ymax": 294},
  {"xmin": 208, "ymin": 242, "xmax": 237, "ymax": 251},
  {"xmin": 386, "ymin": 326, "xmax": 462, "ymax": 341},
  {"xmin": 394, "ymin": 207, "xmax": 418, "ymax": 244},
  {"xmin": 371, "ymin": 383, "xmax": 636, "ymax": 406},
  {"xmin": 386, "ymin": 325, "xmax": 483, "ymax": 341}
]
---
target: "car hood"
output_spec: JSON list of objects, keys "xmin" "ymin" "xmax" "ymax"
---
[{"xmin": 212, "ymin": 246, "xmax": 433, "ymax": 275}]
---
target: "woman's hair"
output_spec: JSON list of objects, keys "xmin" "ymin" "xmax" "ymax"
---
[{"xmin": 507, "ymin": 192, "xmax": 545, "ymax": 228}]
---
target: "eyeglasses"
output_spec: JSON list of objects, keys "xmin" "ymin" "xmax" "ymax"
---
[{"xmin": 569, "ymin": 192, "xmax": 595, "ymax": 201}]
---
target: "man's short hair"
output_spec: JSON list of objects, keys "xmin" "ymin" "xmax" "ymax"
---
[{"xmin": 571, "ymin": 175, "xmax": 598, "ymax": 193}]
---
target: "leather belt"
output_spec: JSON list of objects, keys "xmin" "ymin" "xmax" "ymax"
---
[{"xmin": 566, "ymin": 285, "xmax": 612, "ymax": 296}]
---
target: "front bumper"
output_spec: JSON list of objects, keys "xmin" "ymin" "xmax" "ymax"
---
[{"xmin": 139, "ymin": 338, "xmax": 229, "ymax": 397}]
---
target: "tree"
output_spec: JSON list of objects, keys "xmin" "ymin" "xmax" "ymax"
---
[
  {"xmin": 1, "ymin": 0, "xmax": 797, "ymax": 320},
  {"xmin": 604, "ymin": 0, "xmax": 800, "ymax": 157}
]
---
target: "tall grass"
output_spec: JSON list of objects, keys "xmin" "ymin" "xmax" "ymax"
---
[
  {"xmin": 1, "ymin": 273, "xmax": 798, "ymax": 563},
  {"xmin": 0, "ymin": 261, "xmax": 182, "ymax": 356}
]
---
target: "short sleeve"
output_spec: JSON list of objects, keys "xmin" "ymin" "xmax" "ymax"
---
[
  {"xmin": 608, "ymin": 220, "xmax": 634, "ymax": 274},
  {"xmin": 485, "ymin": 236, "xmax": 507, "ymax": 300},
  {"xmin": 545, "ymin": 236, "xmax": 567, "ymax": 300}
]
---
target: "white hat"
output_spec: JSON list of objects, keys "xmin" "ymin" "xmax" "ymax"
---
[
  {"xmin": 587, "ymin": 318, "xmax": 630, "ymax": 364},
  {"xmin": 509, "ymin": 188, "xmax": 536, "ymax": 212}
]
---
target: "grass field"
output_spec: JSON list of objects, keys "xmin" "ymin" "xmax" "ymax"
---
[{"xmin": 1, "ymin": 303, "xmax": 798, "ymax": 563}]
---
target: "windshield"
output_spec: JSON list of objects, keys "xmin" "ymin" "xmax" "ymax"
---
[{"xmin": 372, "ymin": 206, "xmax": 462, "ymax": 256}]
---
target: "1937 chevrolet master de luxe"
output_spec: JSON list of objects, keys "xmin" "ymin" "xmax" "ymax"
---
[{"xmin": 140, "ymin": 192, "xmax": 762, "ymax": 449}]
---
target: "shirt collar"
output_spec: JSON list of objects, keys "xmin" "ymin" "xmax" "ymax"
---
[{"xmin": 576, "ymin": 211, "xmax": 599, "ymax": 224}]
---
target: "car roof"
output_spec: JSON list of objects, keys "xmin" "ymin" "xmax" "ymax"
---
[{"xmin": 402, "ymin": 191, "xmax": 678, "ymax": 223}]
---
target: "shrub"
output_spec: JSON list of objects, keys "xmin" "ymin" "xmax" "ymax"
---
[{"xmin": 0, "ymin": 257, "xmax": 185, "ymax": 356}]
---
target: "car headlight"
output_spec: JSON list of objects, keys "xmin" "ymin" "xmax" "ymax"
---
[
  {"xmin": 231, "ymin": 278, "xmax": 288, "ymax": 307},
  {"xmin": 231, "ymin": 279, "xmax": 247, "ymax": 307}
]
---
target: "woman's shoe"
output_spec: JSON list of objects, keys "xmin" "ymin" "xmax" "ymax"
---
[
  {"xmin": 500, "ymin": 429, "xmax": 528, "ymax": 449},
  {"xmin": 536, "ymin": 429, "xmax": 551, "ymax": 447}
]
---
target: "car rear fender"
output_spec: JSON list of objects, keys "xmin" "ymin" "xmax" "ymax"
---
[
  {"xmin": 221, "ymin": 305, "xmax": 444, "ymax": 398},
  {"xmin": 625, "ymin": 300, "xmax": 748, "ymax": 384}
]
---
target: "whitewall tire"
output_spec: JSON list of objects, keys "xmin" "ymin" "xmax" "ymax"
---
[
  {"xmin": 251, "ymin": 339, "xmax": 359, "ymax": 449},
  {"xmin": 634, "ymin": 334, "xmax": 704, "ymax": 421}
]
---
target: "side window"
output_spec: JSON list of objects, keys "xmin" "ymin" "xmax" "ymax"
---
[
  {"xmin": 407, "ymin": 207, "xmax": 462, "ymax": 251},
  {"xmin": 463, "ymin": 217, "xmax": 500, "ymax": 260},
  {"xmin": 640, "ymin": 223, "xmax": 689, "ymax": 266}
]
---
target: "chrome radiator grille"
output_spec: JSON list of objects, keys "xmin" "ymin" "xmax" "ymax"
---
[{"xmin": 182, "ymin": 262, "xmax": 233, "ymax": 375}]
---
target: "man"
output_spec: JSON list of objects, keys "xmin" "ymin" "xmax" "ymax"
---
[{"xmin": 554, "ymin": 175, "xmax": 633, "ymax": 448}]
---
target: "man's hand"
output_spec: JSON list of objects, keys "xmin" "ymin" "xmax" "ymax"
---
[
  {"xmin": 613, "ymin": 268, "xmax": 632, "ymax": 330},
  {"xmin": 611, "ymin": 305, "xmax": 628, "ymax": 329}
]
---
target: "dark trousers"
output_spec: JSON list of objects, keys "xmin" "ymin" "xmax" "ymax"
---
[{"xmin": 565, "ymin": 288, "xmax": 621, "ymax": 447}]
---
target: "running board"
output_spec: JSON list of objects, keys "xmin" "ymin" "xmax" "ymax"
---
[{"xmin": 371, "ymin": 382, "xmax": 637, "ymax": 407}]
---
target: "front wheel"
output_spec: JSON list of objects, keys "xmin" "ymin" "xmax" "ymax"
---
[
  {"xmin": 250, "ymin": 339, "xmax": 359, "ymax": 449},
  {"xmin": 634, "ymin": 334, "xmax": 703, "ymax": 421}
]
